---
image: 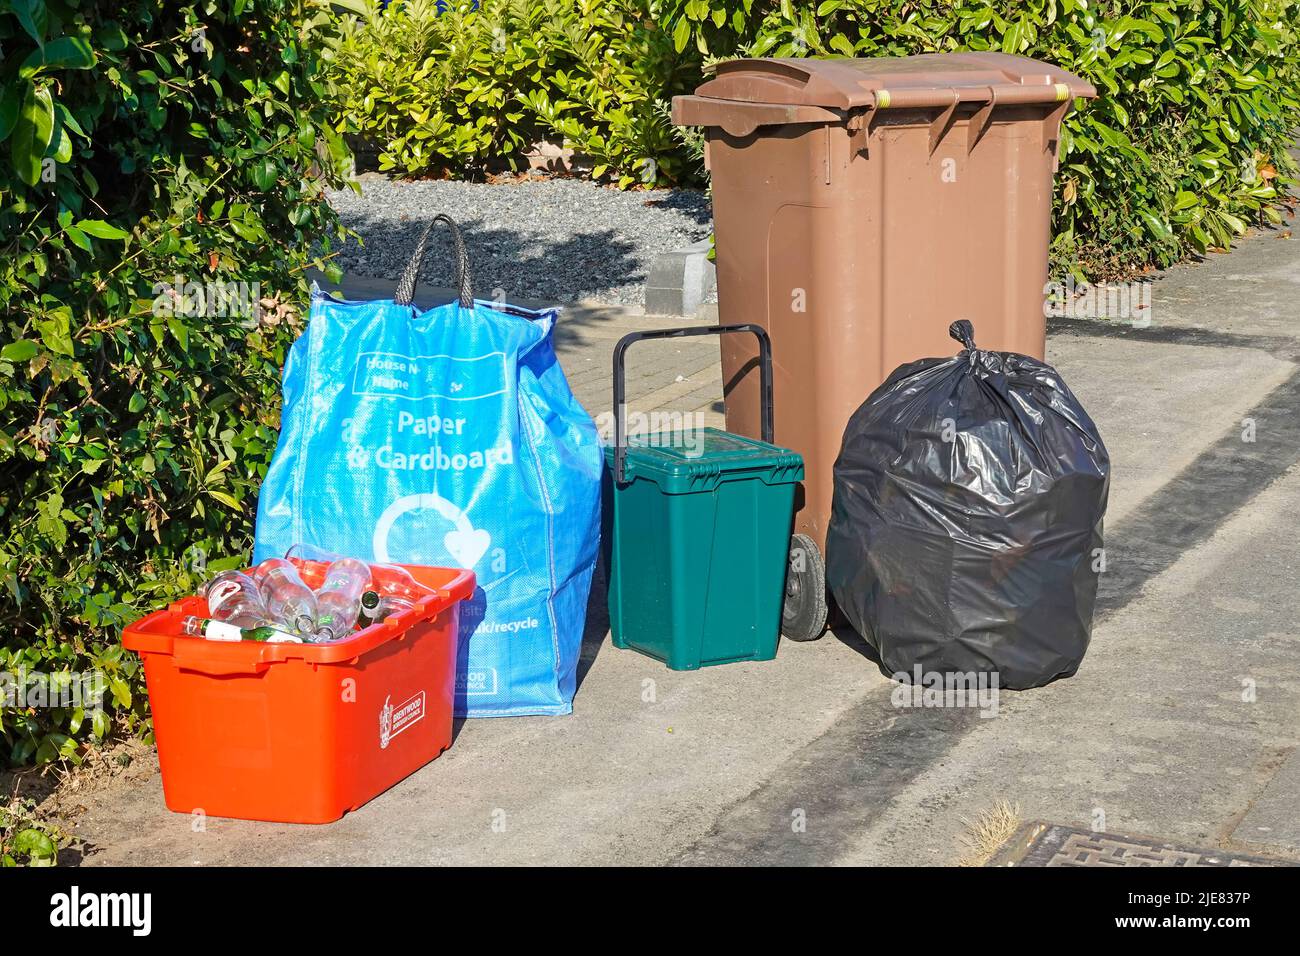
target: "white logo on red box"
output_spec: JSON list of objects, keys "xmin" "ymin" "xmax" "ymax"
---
[{"xmin": 379, "ymin": 691, "xmax": 425, "ymax": 750}]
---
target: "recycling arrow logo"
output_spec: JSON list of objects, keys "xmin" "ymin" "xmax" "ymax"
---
[{"xmin": 372, "ymin": 492, "xmax": 491, "ymax": 568}]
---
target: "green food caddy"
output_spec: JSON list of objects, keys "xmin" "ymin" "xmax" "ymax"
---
[{"xmin": 604, "ymin": 324, "xmax": 803, "ymax": 670}]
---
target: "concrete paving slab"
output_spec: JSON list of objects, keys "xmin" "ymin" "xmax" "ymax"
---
[
  {"xmin": 1142, "ymin": 221, "xmax": 1300, "ymax": 342},
  {"xmin": 1232, "ymin": 747, "xmax": 1300, "ymax": 853},
  {"xmin": 1044, "ymin": 334, "xmax": 1295, "ymax": 525}
]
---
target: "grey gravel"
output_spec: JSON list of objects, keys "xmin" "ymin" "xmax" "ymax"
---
[{"xmin": 326, "ymin": 174, "xmax": 713, "ymax": 306}]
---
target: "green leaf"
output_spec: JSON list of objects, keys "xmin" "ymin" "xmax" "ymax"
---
[
  {"xmin": 167, "ymin": 318, "xmax": 189, "ymax": 350},
  {"xmin": 672, "ymin": 17, "xmax": 691, "ymax": 53},
  {"xmin": 13, "ymin": 829, "xmax": 56, "ymax": 861},
  {"xmin": 36, "ymin": 494, "xmax": 68, "ymax": 549},
  {"xmin": 0, "ymin": 85, "xmax": 20, "ymax": 144},
  {"xmin": 74, "ymin": 219, "xmax": 130, "ymax": 240},
  {"xmin": 108, "ymin": 677, "xmax": 132, "ymax": 709},
  {"xmin": 55, "ymin": 103, "xmax": 87, "ymax": 139},
  {"xmin": 1002, "ymin": 19, "xmax": 1024, "ymax": 54},
  {"xmin": 51, "ymin": 123, "xmax": 72, "ymax": 163},
  {"xmin": 97, "ymin": 22, "xmax": 129, "ymax": 52},
  {"xmin": 1, "ymin": 340, "xmax": 39, "ymax": 362},
  {"xmin": 21, "ymin": 36, "xmax": 97, "ymax": 76},
  {"xmin": 250, "ymin": 157, "xmax": 278, "ymax": 191},
  {"xmin": 1218, "ymin": 212, "xmax": 1247, "ymax": 236},
  {"xmin": 830, "ymin": 33, "xmax": 856, "ymax": 56},
  {"xmin": 34, "ymin": 314, "xmax": 74, "ymax": 356},
  {"xmin": 1138, "ymin": 209, "xmax": 1174, "ymax": 242},
  {"xmin": 207, "ymin": 490, "xmax": 241, "ymax": 510},
  {"xmin": 12, "ymin": 84, "xmax": 55, "ymax": 186},
  {"xmin": 12, "ymin": 0, "xmax": 47, "ymax": 47},
  {"xmin": 64, "ymin": 226, "xmax": 92, "ymax": 252}
]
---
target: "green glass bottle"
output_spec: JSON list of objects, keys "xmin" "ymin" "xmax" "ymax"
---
[
  {"xmin": 356, "ymin": 590, "xmax": 383, "ymax": 629},
  {"xmin": 181, "ymin": 614, "xmax": 302, "ymax": 644}
]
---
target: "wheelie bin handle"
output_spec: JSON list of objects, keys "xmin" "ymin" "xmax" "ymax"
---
[{"xmin": 611, "ymin": 323, "xmax": 773, "ymax": 484}]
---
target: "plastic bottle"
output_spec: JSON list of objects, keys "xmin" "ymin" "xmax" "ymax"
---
[
  {"xmin": 312, "ymin": 558, "xmax": 371, "ymax": 642},
  {"xmin": 378, "ymin": 595, "xmax": 416, "ymax": 619},
  {"xmin": 181, "ymin": 615, "xmax": 302, "ymax": 643},
  {"xmin": 285, "ymin": 543, "xmax": 434, "ymax": 603},
  {"xmin": 250, "ymin": 558, "xmax": 318, "ymax": 636},
  {"xmin": 203, "ymin": 570, "xmax": 270, "ymax": 629},
  {"xmin": 285, "ymin": 543, "xmax": 347, "ymax": 567},
  {"xmin": 374, "ymin": 567, "xmax": 433, "ymax": 603}
]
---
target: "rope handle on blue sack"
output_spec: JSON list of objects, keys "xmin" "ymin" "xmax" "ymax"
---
[{"xmin": 394, "ymin": 213, "xmax": 474, "ymax": 310}]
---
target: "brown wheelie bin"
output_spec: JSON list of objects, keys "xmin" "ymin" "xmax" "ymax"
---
[{"xmin": 673, "ymin": 53, "xmax": 1095, "ymax": 641}]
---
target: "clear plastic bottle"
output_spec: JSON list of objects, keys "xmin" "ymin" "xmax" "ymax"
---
[
  {"xmin": 285, "ymin": 543, "xmax": 434, "ymax": 604},
  {"xmin": 378, "ymin": 595, "xmax": 416, "ymax": 619},
  {"xmin": 312, "ymin": 558, "xmax": 371, "ymax": 642},
  {"xmin": 284, "ymin": 542, "xmax": 339, "ymax": 577},
  {"xmin": 375, "ymin": 567, "xmax": 433, "ymax": 603},
  {"xmin": 250, "ymin": 558, "xmax": 318, "ymax": 636},
  {"xmin": 284, "ymin": 542, "xmax": 355, "ymax": 566},
  {"xmin": 203, "ymin": 570, "xmax": 270, "ymax": 629}
]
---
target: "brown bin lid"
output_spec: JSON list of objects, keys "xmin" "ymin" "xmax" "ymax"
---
[{"xmin": 682, "ymin": 52, "xmax": 1095, "ymax": 116}]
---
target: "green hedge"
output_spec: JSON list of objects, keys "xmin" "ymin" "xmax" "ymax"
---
[
  {"xmin": 334, "ymin": 0, "xmax": 1300, "ymax": 278},
  {"xmin": 1, "ymin": 799, "xmax": 60, "ymax": 865},
  {"xmin": 0, "ymin": 0, "xmax": 350, "ymax": 767},
  {"xmin": 330, "ymin": 0, "xmax": 700, "ymax": 187}
]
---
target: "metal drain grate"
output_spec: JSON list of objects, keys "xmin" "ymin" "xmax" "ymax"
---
[{"xmin": 991, "ymin": 823, "xmax": 1291, "ymax": 867}]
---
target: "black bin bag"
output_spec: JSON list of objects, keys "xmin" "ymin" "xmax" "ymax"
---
[{"xmin": 826, "ymin": 320, "xmax": 1110, "ymax": 690}]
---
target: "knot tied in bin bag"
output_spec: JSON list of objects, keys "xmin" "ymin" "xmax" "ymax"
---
[
  {"xmin": 826, "ymin": 320, "xmax": 1110, "ymax": 690},
  {"xmin": 254, "ymin": 215, "xmax": 602, "ymax": 716}
]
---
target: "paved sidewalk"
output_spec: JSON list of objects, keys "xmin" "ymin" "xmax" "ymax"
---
[{"xmin": 73, "ymin": 218, "xmax": 1300, "ymax": 866}]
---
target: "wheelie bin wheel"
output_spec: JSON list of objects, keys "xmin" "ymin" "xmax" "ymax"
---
[{"xmin": 781, "ymin": 533, "xmax": 827, "ymax": 642}]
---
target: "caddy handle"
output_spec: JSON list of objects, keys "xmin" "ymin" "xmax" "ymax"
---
[{"xmin": 611, "ymin": 324, "xmax": 773, "ymax": 484}]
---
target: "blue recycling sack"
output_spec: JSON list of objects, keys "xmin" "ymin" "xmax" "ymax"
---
[{"xmin": 254, "ymin": 215, "xmax": 602, "ymax": 716}]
